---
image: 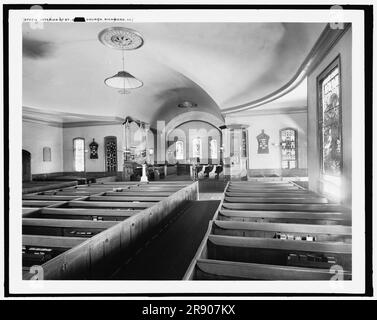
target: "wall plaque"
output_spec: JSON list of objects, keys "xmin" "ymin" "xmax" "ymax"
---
[{"xmin": 89, "ymin": 138, "xmax": 99, "ymax": 159}]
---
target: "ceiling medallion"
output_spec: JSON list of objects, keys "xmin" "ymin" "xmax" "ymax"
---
[
  {"xmin": 178, "ymin": 101, "xmax": 198, "ymax": 108},
  {"xmin": 98, "ymin": 27, "xmax": 144, "ymax": 50}
]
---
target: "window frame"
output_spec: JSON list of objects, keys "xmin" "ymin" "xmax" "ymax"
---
[
  {"xmin": 192, "ymin": 137, "xmax": 202, "ymax": 158},
  {"xmin": 279, "ymin": 127, "xmax": 298, "ymax": 169},
  {"xmin": 175, "ymin": 140, "xmax": 184, "ymax": 160},
  {"xmin": 73, "ymin": 137, "xmax": 85, "ymax": 172},
  {"xmin": 209, "ymin": 138, "xmax": 218, "ymax": 159},
  {"xmin": 316, "ymin": 55, "xmax": 343, "ymax": 177}
]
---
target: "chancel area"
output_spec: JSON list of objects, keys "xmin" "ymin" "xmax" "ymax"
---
[{"xmin": 21, "ymin": 21, "xmax": 352, "ymax": 281}]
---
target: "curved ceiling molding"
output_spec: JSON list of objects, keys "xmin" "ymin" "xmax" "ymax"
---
[
  {"xmin": 222, "ymin": 23, "xmax": 351, "ymax": 115},
  {"xmin": 164, "ymin": 111, "xmax": 225, "ymax": 136}
]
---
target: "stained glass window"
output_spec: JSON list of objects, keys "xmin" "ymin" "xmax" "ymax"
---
[
  {"xmin": 104, "ymin": 136, "xmax": 118, "ymax": 172},
  {"xmin": 280, "ymin": 128, "xmax": 297, "ymax": 169},
  {"xmin": 176, "ymin": 140, "xmax": 184, "ymax": 160},
  {"xmin": 73, "ymin": 138, "xmax": 85, "ymax": 172},
  {"xmin": 192, "ymin": 138, "xmax": 202, "ymax": 158},
  {"xmin": 318, "ymin": 58, "xmax": 342, "ymax": 176},
  {"xmin": 210, "ymin": 139, "xmax": 217, "ymax": 159}
]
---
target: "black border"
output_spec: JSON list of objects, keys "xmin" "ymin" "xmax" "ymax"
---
[{"xmin": 2, "ymin": 3, "xmax": 373, "ymax": 298}]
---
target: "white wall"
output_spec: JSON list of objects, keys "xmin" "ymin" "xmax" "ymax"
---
[
  {"xmin": 307, "ymin": 27, "xmax": 352, "ymax": 207},
  {"xmin": 63, "ymin": 124, "xmax": 124, "ymax": 172},
  {"xmin": 225, "ymin": 112, "xmax": 308, "ymax": 170},
  {"xmin": 22, "ymin": 120, "xmax": 64, "ymax": 174}
]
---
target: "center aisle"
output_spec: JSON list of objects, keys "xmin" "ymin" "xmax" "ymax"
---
[{"xmin": 111, "ymin": 200, "xmax": 220, "ymax": 280}]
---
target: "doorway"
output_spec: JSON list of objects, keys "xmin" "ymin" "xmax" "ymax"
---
[{"xmin": 22, "ymin": 149, "xmax": 31, "ymax": 182}]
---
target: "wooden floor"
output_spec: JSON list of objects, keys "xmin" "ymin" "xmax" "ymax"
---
[{"xmin": 184, "ymin": 181, "xmax": 352, "ymax": 281}]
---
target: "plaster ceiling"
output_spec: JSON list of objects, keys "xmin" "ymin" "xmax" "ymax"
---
[{"xmin": 22, "ymin": 22, "xmax": 325, "ymax": 125}]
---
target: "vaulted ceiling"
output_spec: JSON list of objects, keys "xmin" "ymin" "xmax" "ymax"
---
[{"xmin": 23, "ymin": 22, "xmax": 326, "ymax": 125}]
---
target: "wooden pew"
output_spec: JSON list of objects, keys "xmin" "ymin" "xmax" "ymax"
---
[
  {"xmin": 67, "ymin": 201, "xmax": 154, "ymax": 209},
  {"xmin": 225, "ymin": 192, "xmax": 315, "ymax": 198},
  {"xmin": 22, "ymin": 181, "xmax": 199, "ymax": 280},
  {"xmin": 23, "ymin": 208, "xmax": 40, "ymax": 215},
  {"xmin": 227, "ymin": 188, "xmax": 303, "ymax": 193},
  {"xmin": 23, "ymin": 218, "xmax": 117, "ymax": 237},
  {"xmin": 211, "ymin": 220, "xmax": 351, "ymax": 243},
  {"xmin": 43, "ymin": 191, "xmax": 94, "ymax": 196},
  {"xmin": 97, "ymin": 181, "xmax": 188, "ymax": 186},
  {"xmin": 193, "ymin": 259, "xmax": 352, "ymax": 280},
  {"xmin": 224, "ymin": 196, "xmax": 329, "ymax": 204},
  {"xmin": 23, "ymin": 195, "xmax": 83, "ymax": 201},
  {"xmin": 23, "ymin": 234, "xmax": 85, "ymax": 249},
  {"xmin": 128, "ymin": 187, "xmax": 183, "ymax": 192},
  {"xmin": 222, "ymin": 202, "xmax": 344, "ymax": 212},
  {"xmin": 229, "ymin": 182, "xmax": 295, "ymax": 187},
  {"xmin": 104, "ymin": 191, "xmax": 172, "ymax": 197},
  {"xmin": 87, "ymin": 195, "xmax": 164, "ymax": 202},
  {"xmin": 218, "ymin": 209, "xmax": 351, "ymax": 226},
  {"xmin": 36, "ymin": 208, "xmax": 138, "ymax": 221},
  {"xmin": 22, "ymin": 200, "xmax": 65, "ymax": 207},
  {"xmin": 224, "ymin": 196, "xmax": 329, "ymax": 203},
  {"xmin": 22, "ymin": 235, "xmax": 86, "ymax": 267},
  {"xmin": 207, "ymin": 235, "xmax": 352, "ymax": 271}
]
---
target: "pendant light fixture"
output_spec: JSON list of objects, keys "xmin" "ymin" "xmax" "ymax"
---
[{"xmin": 99, "ymin": 27, "xmax": 144, "ymax": 94}]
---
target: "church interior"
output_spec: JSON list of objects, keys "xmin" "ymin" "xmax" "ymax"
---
[{"xmin": 21, "ymin": 21, "xmax": 352, "ymax": 281}]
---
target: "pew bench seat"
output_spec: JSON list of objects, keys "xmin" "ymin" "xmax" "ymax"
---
[
  {"xmin": 67, "ymin": 201, "xmax": 154, "ymax": 209},
  {"xmin": 23, "ymin": 234, "xmax": 86, "ymax": 249},
  {"xmin": 225, "ymin": 192, "xmax": 315, "ymax": 198},
  {"xmin": 222, "ymin": 202, "xmax": 345, "ymax": 212},
  {"xmin": 207, "ymin": 235, "xmax": 351, "ymax": 271},
  {"xmin": 23, "ymin": 195, "xmax": 84, "ymax": 201},
  {"xmin": 87, "ymin": 196, "xmax": 164, "ymax": 202},
  {"xmin": 23, "ymin": 218, "xmax": 118, "ymax": 237},
  {"xmin": 193, "ymin": 259, "xmax": 352, "ymax": 280},
  {"xmin": 212, "ymin": 220, "xmax": 351, "ymax": 243},
  {"xmin": 218, "ymin": 210, "xmax": 351, "ymax": 226},
  {"xmin": 224, "ymin": 196, "xmax": 329, "ymax": 204},
  {"xmin": 22, "ymin": 200, "xmax": 66, "ymax": 207},
  {"xmin": 34, "ymin": 208, "xmax": 138, "ymax": 221}
]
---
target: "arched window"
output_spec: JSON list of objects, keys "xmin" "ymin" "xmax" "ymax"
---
[
  {"xmin": 73, "ymin": 138, "xmax": 85, "ymax": 172},
  {"xmin": 280, "ymin": 128, "xmax": 297, "ymax": 169},
  {"xmin": 209, "ymin": 138, "xmax": 217, "ymax": 159},
  {"xmin": 176, "ymin": 140, "xmax": 184, "ymax": 160},
  {"xmin": 318, "ymin": 57, "xmax": 342, "ymax": 176},
  {"xmin": 192, "ymin": 137, "xmax": 202, "ymax": 158}
]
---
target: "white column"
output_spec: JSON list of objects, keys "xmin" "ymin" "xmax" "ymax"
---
[
  {"xmin": 140, "ymin": 163, "xmax": 148, "ymax": 182},
  {"xmin": 140, "ymin": 123, "xmax": 150, "ymax": 183},
  {"xmin": 144, "ymin": 123, "xmax": 150, "ymax": 164}
]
